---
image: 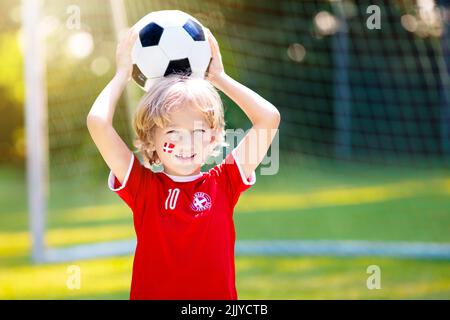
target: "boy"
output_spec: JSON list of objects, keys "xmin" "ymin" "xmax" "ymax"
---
[{"xmin": 87, "ymin": 28, "xmax": 280, "ymax": 299}]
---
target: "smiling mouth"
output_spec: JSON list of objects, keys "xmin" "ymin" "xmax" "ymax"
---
[{"xmin": 175, "ymin": 153, "xmax": 196, "ymax": 160}]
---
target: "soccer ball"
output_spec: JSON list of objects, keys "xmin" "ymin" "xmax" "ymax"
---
[{"xmin": 131, "ymin": 10, "xmax": 212, "ymax": 91}]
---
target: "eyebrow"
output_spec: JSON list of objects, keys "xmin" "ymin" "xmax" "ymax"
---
[{"xmin": 165, "ymin": 124, "xmax": 206, "ymax": 130}]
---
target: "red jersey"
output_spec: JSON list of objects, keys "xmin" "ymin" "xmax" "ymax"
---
[{"xmin": 108, "ymin": 149, "xmax": 256, "ymax": 300}]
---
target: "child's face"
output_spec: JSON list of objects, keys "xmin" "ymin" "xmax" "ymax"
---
[{"xmin": 154, "ymin": 106, "xmax": 215, "ymax": 176}]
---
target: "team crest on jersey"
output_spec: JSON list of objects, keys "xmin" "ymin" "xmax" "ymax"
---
[{"xmin": 190, "ymin": 192, "xmax": 212, "ymax": 212}]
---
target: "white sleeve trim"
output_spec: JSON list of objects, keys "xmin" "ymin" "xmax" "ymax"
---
[
  {"xmin": 230, "ymin": 149, "xmax": 256, "ymax": 186},
  {"xmin": 108, "ymin": 153, "xmax": 135, "ymax": 192}
]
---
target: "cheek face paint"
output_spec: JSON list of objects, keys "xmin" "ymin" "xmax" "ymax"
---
[{"xmin": 163, "ymin": 142, "xmax": 175, "ymax": 153}]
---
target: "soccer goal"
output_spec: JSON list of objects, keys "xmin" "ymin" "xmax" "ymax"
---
[{"xmin": 24, "ymin": 0, "xmax": 450, "ymax": 264}]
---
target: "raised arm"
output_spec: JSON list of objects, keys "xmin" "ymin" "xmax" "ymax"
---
[
  {"xmin": 86, "ymin": 29, "xmax": 138, "ymax": 184},
  {"xmin": 205, "ymin": 29, "xmax": 281, "ymax": 179}
]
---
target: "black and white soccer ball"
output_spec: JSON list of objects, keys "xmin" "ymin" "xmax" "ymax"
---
[{"xmin": 131, "ymin": 10, "xmax": 212, "ymax": 91}]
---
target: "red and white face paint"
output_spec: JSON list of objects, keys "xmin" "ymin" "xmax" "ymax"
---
[{"xmin": 163, "ymin": 142, "xmax": 175, "ymax": 153}]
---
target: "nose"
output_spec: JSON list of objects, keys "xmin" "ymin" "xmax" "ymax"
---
[{"xmin": 176, "ymin": 139, "xmax": 194, "ymax": 154}]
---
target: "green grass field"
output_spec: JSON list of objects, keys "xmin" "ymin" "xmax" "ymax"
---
[{"xmin": 1, "ymin": 159, "xmax": 449, "ymax": 299}]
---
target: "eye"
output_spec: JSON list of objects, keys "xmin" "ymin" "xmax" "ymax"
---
[
  {"xmin": 194, "ymin": 129, "xmax": 206, "ymax": 133},
  {"xmin": 166, "ymin": 130, "xmax": 177, "ymax": 134}
]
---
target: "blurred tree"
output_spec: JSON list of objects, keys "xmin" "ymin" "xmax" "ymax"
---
[
  {"xmin": 0, "ymin": 31, "xmax": 24, "ymax": 165},
  {"xmin": 0, "ymin": 0, "xmax": 21, "ymax": 32}
]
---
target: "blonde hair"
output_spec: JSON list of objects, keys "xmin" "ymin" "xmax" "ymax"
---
[{"xmin": 133, "ymin": 73, "xmax": 227, "ymax": 166}]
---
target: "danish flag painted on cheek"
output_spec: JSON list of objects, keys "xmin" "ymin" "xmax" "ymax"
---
[{"xmin": 163, "ymin": 142, "xmax": 175, "ymax": 153}]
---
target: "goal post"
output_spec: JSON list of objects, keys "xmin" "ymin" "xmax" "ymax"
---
[
  {"xmin": 23, "ymin": 0, "xmax": 136, "ymax": 264},
  {"xmin": 109, "ymin": 0, "xmax": 137, "ymax": 136},
  {"xmin": 23, "ymin": 0, "xmax": 48, "ymax": 264},
  {"xmin": 22, "ymin": 0, "xmax": 450, "ymax": 264}
]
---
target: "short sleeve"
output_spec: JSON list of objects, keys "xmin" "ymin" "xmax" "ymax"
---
[
  {"xmin": 107, "ymin": 153, "xmax": 150, "ymax": 210},
  {"xmin": 213, "ymin": 148, "xmax": 256, "ymax": 208}
]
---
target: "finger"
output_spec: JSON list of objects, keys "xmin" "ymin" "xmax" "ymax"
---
[
  {"xmin": 205, "ymin": 28, "xmax": 214, "ymax": 40},
  {"xmin": 118, "ymin": 29, "xmax": 128, "ymax": 42},
  {"xmin": 208, "ymin": 40, "xmax": 217, "ymax": 57},
  {"xmin": 206, "ymin": 28, "xmax": 218, "ymax": 44},
  {"xmin": 206, "ymin": 32, "xmax": 216, "ymax": 52},
  {"xmin": 206, "ymin": 30, "xmax": 217, "ymax": 50},
  {"xmin": 126, "ymin": 31, "xmax": 138, "ymax": 48},
  {"xmin": 212, "ymin": 36, "xmax": 219, "ymax": 46},
  {"xmin": 130, "ymin": 31, "xmax": 138, "ymax": 43},
  {"xmin": 128, "ymin": 28, "xmax": 137, "ymax": 39}
]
